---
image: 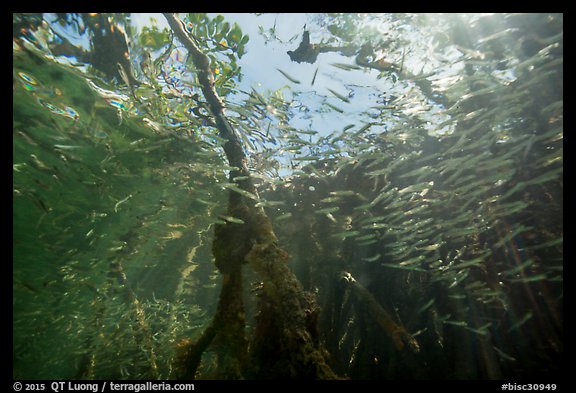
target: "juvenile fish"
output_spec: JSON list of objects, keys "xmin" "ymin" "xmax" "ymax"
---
[
  {"xmin": 361, "ymin": 253, "xmax": 381, "ymax": 262},
  {"xmin": 277, "ymin": 68, "xmax": 301, "ymax": 84},
  {"xmin": 325, "ymin": 102, "xmax": 344, "ymax": 113},
  {"xmin": 330, "ymin": 62, "xmax": 362, "ymax": 71},
  {"xmin": 275, "ymin": 213, "xmax": 293, "ymax": 221},
  {"xmin": 315, "ymin": 206, "xmax": 340, "ymax": 214},
  {"xmin": 220, "ymin": 215, "xmax": 245, "ymax": 224},
  {"xmin": 327, "ymin": 88, "xmax": 350, "ymax": 103}
]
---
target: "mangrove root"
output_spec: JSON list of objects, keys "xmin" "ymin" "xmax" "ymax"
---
[{"xmin": 340, "ymin": 271, "xmax": 420, "ymax": 353}]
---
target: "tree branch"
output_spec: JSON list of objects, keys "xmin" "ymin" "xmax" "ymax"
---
[
  {"xmin": 163, "ymin": 13, "xmax": 277, "ymax": 245},
  {"xmin": 163, "ymin": 14, "xmax": 245, "ymax": 173},
  {"xmin": 163, "ymin": 13, "xmax": 339, "ymax": 379}
]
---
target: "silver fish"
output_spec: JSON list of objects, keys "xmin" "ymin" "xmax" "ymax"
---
[
  {"xmin": 327, "ymin": 88, "xmax": 350, "ymax": 103},
  {"xmin": 276, "ymin": 68, "xmax": 301, "ymax": 84}
]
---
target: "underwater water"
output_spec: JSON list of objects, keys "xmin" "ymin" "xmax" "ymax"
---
[{"xmin": 13, "ymin": 13, "xmax": 562, "ymax": 380}]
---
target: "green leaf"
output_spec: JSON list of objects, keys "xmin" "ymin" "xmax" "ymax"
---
[
  {"xmin": 139, "ymin": 26, "xmax": 170, "ymax": 51},
  {"xmin": 238, "ymin": 44, "xmax": 246, "ymax": 58},
  {"xmin": 229, "ymin": 23, "xmax": 243, "ymax": 43},
  {"xmin": 221, "ymin": 22, "xmax": 230, "ymax": 36},
  {"xmin": 187, "ymin": 13, "xmax": 204, "ymax": 24},
  {"xmin": 207, "ymin": 20, "xmax": 216, "ymax": 37}
]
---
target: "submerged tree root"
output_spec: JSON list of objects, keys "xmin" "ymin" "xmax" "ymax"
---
[
  {"xmin": 340, "ymin": 271, "xmax": 420, "ymax": 353},
  {"xmin": 174, "ymin": 269, "xmax": 246, "ymax": 379},
  {"xmin": 175, "ymin": 240, "xmax": 339, "ymax": 379},
  {"xmin": 246, "ymin": 242, "xmax": 339, "ymax": 379}
]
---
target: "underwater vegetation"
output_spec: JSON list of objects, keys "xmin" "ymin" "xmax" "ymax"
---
[{"xmin": 13, "ymin": 13, "xmax": 562, "ymax": 380}]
